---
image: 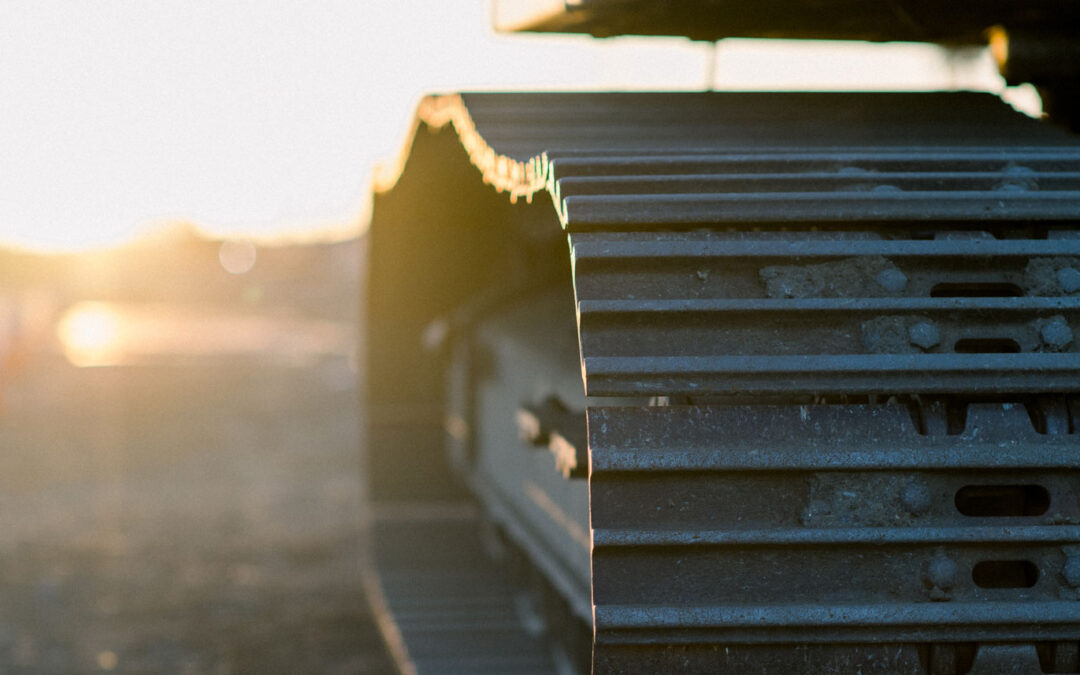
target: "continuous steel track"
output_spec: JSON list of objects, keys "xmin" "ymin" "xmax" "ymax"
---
[{"xmin": 366, "ymin": 91, "xmax": 1080, "ymax": 673}]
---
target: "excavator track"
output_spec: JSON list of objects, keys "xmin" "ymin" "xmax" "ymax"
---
[{"xmin": 365, "ymin": 92, "xmax": 1080, "ymax": 673}]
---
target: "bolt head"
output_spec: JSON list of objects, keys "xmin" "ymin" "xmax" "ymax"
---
[
  {"xmin": 908, "ymin": 321, "xmax": 940, "ymax": 350},
  {"xmin": 1058, "ymin": 267, "xmax": 1080, "ymax": 294},
  {"xmin": 925, "ymin": 554, "xmax": 958, "ymax": 591},
  {"xmin": 901, "ymin": 482, "xmax": 932, "ymax": 515},
  {"xmin": 1064, "ymin": 555, "xmax": 1080, "ymax": 588},
  {"xmin": 1041, "ymin": 317, "xmax": 1074, "ymax": 350},
  {"xmin": 876, "ymin": 268, "xmax": 908, "ymax": 293}
]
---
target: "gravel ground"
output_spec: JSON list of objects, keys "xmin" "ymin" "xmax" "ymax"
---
[{"xmin": 0, "ymin": 354, "xmax": 394, "ymax": 674}]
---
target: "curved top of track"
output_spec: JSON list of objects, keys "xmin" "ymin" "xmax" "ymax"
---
[{"xmin": 376, "ymin": 91, "xmax": 1080, "ymax": 228}]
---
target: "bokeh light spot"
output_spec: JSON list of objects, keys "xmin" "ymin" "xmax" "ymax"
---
[
  {"xmin": 219, "ymin": 240, "xmax": 257, "ymax": 275},
  {"xmin": 96, "ymin": 650, "xmax": 118, "ymax": 670},
  {"xmin": 57, "ymin": 302, "xmax": 124, "ymax": 367}
]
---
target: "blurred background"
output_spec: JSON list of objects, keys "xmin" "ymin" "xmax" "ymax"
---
[
  {"xmin": 0, "ymin": 0, "xmax": 1043, "ymax": 672},
  {"xmin": 0, "ymin": 230, "xmax": 379, "ymax": 673}
]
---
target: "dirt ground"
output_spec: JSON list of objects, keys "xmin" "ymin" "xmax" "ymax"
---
[{"xmin": 0, "ymin": 353, "xmax": 394, "ymax": 674}]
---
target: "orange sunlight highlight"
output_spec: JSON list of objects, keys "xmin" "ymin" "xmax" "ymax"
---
[
  {"xmin": 57, "ymin": 300, "xmax": 352, "ymax": 368},
  {"xmin": 57, "ymin": 302, "xmax": 124, "ymax": 367},
  {"xmin": 0, "ymin": 1, "xmax": 1036, "ymax": 254}
]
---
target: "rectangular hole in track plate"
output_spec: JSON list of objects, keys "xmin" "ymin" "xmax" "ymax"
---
[
  {"xmin": 955, "ymin": 485, "xmax": 1050, "ymax": 517},
  {"xmin": 931, "ymin": 282, "xmax": 1024, "ymax": 297},
  {"xmin": 972, "ymin": 560, "xmax": 1039, "ymax": 588},
  {"xmin": 953, "ymin": 338, "xmax": 1021, "ymax": 353}
]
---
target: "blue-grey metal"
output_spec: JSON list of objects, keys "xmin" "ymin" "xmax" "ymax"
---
[
  {"xmin": 366, "ymin": 90, "xmax": 1080, "ymax": 673},
  {"xmin": 588, "ymin": 404, "xmax": 1080, "ymax": 672},
  {"xmin": 557, "ymin": 145, "xmax": 1080, "ymax": 397},
  {"xmin": 588, "ymin": 404, "xmax": 1080, "ymax": 635},
  {"xmin": 540, "ymin": 94, "xmax": 1080, "ymax": 671}
]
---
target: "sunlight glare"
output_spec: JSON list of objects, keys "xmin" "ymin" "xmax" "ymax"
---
[{"xmin": 57, "ymin": 302, "xmax": 125, "ymax": 367}]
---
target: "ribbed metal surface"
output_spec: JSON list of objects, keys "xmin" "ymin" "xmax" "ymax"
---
[
  {"xmin": 404, "ymin": 92, "xmax": 1076, "ymax": 198},
  {"xmin": 508, "ymin": 96, "xmax": 1080, "ymax": 397},
  {"xmin": 588, "ymin": 403, "xmax": 1080, "ymax": 671},
  {"xmin": 369, "ymin": 91, "xmax": 1080, "ymax": 673},
  {"xmin": 368, "ymin": 506, "xmax": 560, "ymax": 675}
]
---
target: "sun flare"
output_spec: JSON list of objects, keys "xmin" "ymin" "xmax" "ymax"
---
[{"xmin": 57, "ymin": 302, "xmax": 125, "ymax": 367}]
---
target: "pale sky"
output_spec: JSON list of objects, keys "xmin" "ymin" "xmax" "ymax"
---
[{"xmin": 0, "ymin": 1, "xmax": 1027, "ymax": 252}]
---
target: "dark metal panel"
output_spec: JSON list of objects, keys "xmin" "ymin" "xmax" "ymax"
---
[
  {"xmin": 465, "ymin": 291, "xmax": 594, "ymax": 625},
  {"xmin": 548, "ymin": 151, "xmax": 1080, "ymax": 178},
  {"xmin": 578, "ymin": 298, "xmax": 1078, "ymax": 356},
  {"xmin": 579, "ymin": 296, "xmax": 1080, "ymax": 311},
  {"xmin": 586, "ymin": 404, "xmax": 1078, "ymax": 472},
  {"xmin": 583, "ymin": 353, "xmax": 1080, "ymax": 396},
  {"xmin": 569, "ymin": 235, "xmax": 1080, "ymax": 260},
  {"xmin": 561, "ymin": 191, "xmax": 1080, "ymax": 229},
  {"xmin": 493, "ymin": 0, "xmax": 1080, "ymax": 45},
  {"xmin": 555, "ymin": 172, "xmax": 1080, "ymax": 197},
  {"xmin": 594, "ymin": 603, "xmax": 1080, "ymax": 642}
]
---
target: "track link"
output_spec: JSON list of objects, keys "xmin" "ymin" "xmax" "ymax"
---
[{"xmin": 366, "ymin": 91, "xmax": 1080, "ymax": 673}]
